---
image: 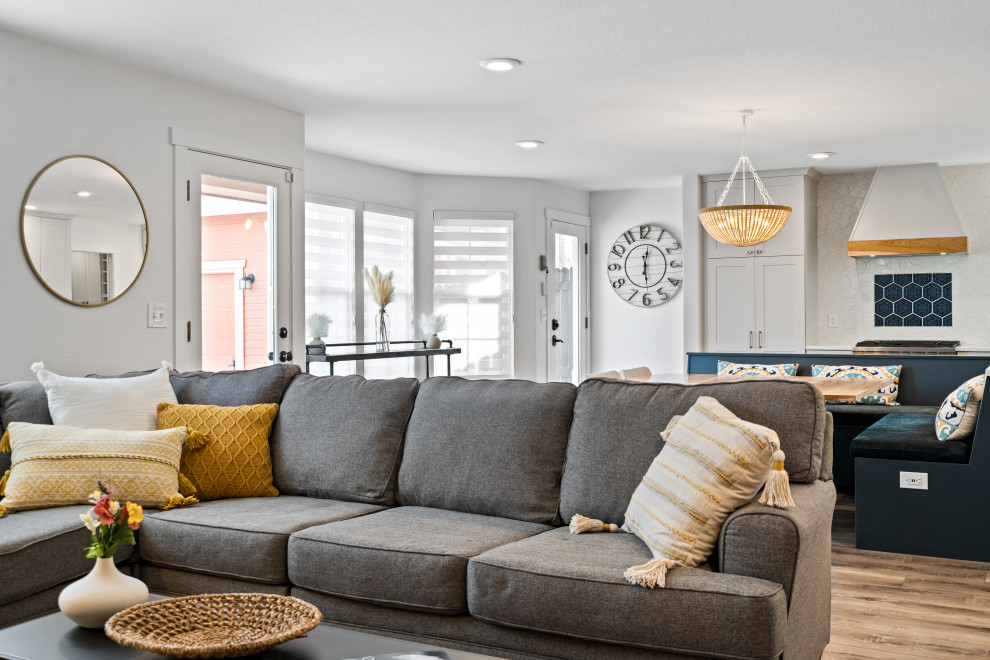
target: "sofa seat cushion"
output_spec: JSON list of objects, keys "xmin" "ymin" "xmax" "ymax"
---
[
  {"xmin": 288, "ymin": 506, "xmax": 551, "ymax": 614},
  {"xmin": 139, "ymin": 496, "xmax": 384, "ymax": 584},
  {"xmin": 0, "ymin": 505, "xmax": 134, "ymax": 606},
  {"xmin": 468, "ymin": 527, "xmax": 787, "ymax": 660},
  {"xmin": 851, "ymin": 413, "xmax": 970, "ymax": 463}
]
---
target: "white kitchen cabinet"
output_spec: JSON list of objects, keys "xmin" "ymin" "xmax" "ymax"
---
[
  {"xmin": 706, "ymin": 255, "xmax": 806, "ymax": 354},
  {"xmin": 702, "ymin": 168, "xmax": 820, "ymax": 353}
]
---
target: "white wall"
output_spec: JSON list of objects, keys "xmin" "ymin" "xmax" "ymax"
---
[
  {"xmin": 589, "ymin": 187, "xmax": 685, "ymax": 375},
  {"xmin": 0, "ymin": 30, "xmax": 304, "ymax": 381},
  {"xmin": 816, "ymin": 164, "xmax": 990, "ymax": 350}
]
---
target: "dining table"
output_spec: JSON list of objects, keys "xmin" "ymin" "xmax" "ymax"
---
[{"xmin": 645, "ymin": 373, "xmax": 892, "ymax": 404}]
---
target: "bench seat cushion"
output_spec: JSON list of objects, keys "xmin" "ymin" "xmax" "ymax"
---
[
  {"xmin": 826, "ymin": 404, "xmax": 939, "ymax": 428},
  {"xmin": 0, "ymin": 505, "xmax": 134, "ymax": 607},
  {"xmin": 288, "ymin": 506, "xmax": 551, "ymax": 614},
  {"xmin": 468, "ymin": 527, "xmax": 786, "ymax": 659},
  {"xmin": 851, "ymin": 413, "xmax": 970, "ymax": 463},
  {"xmin": 139, "ymin": 496, "xmax": 384, "ymax": 584}
]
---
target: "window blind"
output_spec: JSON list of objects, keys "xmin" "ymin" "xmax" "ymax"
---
[
  {"xmin": 304, "ymin": 199, "xmax": 355, "ymax": 375},
  {"xmin": 363, "ymin": 209, "xmax": 414, "ymax": 378}
]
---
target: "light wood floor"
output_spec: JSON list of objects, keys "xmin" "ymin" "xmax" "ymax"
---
[{"xmin": 823, "ymin": 491, "xmax": 990, "ymax": 659}]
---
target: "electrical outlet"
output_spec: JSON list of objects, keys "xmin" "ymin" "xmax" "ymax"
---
[
  {"xmin": 828, "ymin": 313, "xmax": 839, "ymax": 328},
  {"xmin": 148, "ymin": 303, "xmax": 167, "ymax": 328},
  {"xmin": 899, "ymin": 471, "xmax": 928, "ymax": 490}
]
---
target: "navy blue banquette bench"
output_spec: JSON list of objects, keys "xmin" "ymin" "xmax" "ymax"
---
[{"xmin": 687, "ymin": 352, "xmax": 990, "ymax": 562}]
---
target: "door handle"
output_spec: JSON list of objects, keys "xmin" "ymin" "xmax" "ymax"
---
[
  {"xmin": 279, "ymin": 350, "xmax": 294, "ymax": 362},
  {"xmin": 758, "ymin": 331, "xmax": 763, "ymax": 349},
  {"xmin": 551, "ymin": 318, "xmax": 559, "ymax": 331},
  {"xmin": 551, "ymin": 335, "xmax": 565, "ymax": 346},
  {"xmin": 749, "ymin": 331, "xmax": 753, "ymax": 349}
]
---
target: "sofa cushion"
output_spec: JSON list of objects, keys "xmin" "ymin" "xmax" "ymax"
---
[
  {"xmin": 826, "ymin": 404, "xmax": 939, "ymax": 428},
  {"xmin": 0, "ymin": 504, "xmax": 134, "ymax": 607},
  {"xmin": 560, "ymin": 379, "xmax": 827, "ymax": 525},
  {"xmin": 0, "ymin": 381, "xmax": 52, "ymax": 476},
  {"xmin": 139, "ymin": 496, "xmax": 383, "ymax": 584},
  {"xmin": 468, "ymin": 527, "xmax": 786, "ymax": 659},
  {"xmin": 168, "ymin": 364, "xmax": 300, "ymax": 406},
  {"xmin": 270, "ymin": 375, "xmax": 419, "ymax": 505},
  {"xmin": 397, "ymin": 378, "xmax": 576, "ymax": 524},
  {"xmin": 851, "ymin": 413, "xmax": 971, "ymax": 463},
  {"xmin": 288, "ymin": 506, "xmax": 551, "ymax": 614}
]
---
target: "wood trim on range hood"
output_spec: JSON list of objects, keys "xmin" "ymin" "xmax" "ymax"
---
[
  {"xmin": 848, "ymin": 236, "xmax": 967, "ymax": 257},
  {"xmin": 847, "ymin": 164, "xmax": 967, "ymax": 257}
]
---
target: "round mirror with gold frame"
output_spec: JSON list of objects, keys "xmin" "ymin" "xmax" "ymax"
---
[{"xmin": 20, "ymin": 156, "xmax": 149, "ymax": 306}]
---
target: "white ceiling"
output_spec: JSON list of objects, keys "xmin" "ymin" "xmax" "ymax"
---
[{"xmin": 3, "ymin": 0, "xmax": 990, "ymax": 191}]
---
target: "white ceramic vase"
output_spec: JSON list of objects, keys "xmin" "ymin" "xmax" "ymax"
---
[
  {"xmin": 58, "ymin": 557, "xmax": 148, "ymax": 628},
  {"xmin": 427, "ymin": 334, "xmax": 442, "ymax": 349}
]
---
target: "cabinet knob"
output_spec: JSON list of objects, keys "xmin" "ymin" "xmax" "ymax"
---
[
  {"xmin": 756, "ymin": 249, "xmax": 763, "ymax": 254},
  {"xmin": 747, "ymin": 249, "xmax": 754, "ymax": 255}
]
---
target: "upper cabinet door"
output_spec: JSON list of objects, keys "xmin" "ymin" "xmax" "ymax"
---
[
  {"xmin": 755, "ymin": 255, "xmax": 805, "ymax": 353},
  {"xmin": 706, "ymin": 257, "xmax": 756, "ymax": 352},
  {"xmin": 757, "ymin": 176, "xmax": 805, "ymax": 257},
  {"xmin": 704, "ymin": 179, "xmax": 758, "ymax": 258}
]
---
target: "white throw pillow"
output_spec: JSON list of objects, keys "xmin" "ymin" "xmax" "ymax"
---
[{"xmin": 32, "ymin": 361, "xmax": 177, "ymax": 431}]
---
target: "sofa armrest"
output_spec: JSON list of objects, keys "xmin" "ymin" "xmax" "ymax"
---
[{"xmin": 717, "ymin": 479, "xmax": 836, "ymax": 660}]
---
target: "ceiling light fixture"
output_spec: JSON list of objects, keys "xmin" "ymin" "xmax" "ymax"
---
[
  {"xmin": 76, "ymin": 191, "xmax": 93, "ymax": 197},
  {"xmin": 480, "ymin": 58, "xmax": 522, "ymax": 72},
  {"xmin": 808, "ymin": 152, "xmax": 835, "ymax": 159},
  {"xmin": 515, "ymin": 140, "xmax": 544, "ymax": 149},
  {"xmin": 698, "ymin": 110, "xmax": 792, "ymax": 247}
]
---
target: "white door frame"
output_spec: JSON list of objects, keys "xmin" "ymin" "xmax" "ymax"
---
[
  {"xmin": 545, "ymin": 208, "xmax": 591, "ymax": 384},
  {"xmin": 201, "ymin": 259, "xmax": 246, "ymax": 370},
  {"xmin": 174, "ymin": 147, "xmax": 298, "ymax": 371}
]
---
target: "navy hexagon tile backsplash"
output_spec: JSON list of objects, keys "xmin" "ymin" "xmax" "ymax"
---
[{"xmin": 874, "ymin": 273, "xmax": 952, "ymax": 326}]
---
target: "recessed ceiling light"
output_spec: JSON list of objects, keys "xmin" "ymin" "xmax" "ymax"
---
[
  {"xmin": 807, "ymin": 152, "xmax": 835, "ymax": 160},
  {"xmin": 480, "ymin": 58, "xmax": 522, "ymax": 72},
  {"xmin": 515, "ymin": 140, "xmax": 544, "ymax": 149},
  {"xmin": 24, "ymin": 204, "xmax": 36, "ymax": 210},
  {"xmin": 76, "ymin": 191, "xmax": 93, "ymax": 197}
]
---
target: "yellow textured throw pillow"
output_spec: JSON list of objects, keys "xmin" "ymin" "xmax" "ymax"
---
[
  {"xmin": 0, "ymin": 422, "xmax": 197, "ymax": 515},
  {"xmin": 157, "ymin": 402, "xmax": 280, "ymax": 501}
]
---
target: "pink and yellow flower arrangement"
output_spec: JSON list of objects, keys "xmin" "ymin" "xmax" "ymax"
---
[{"xmin": 79, "ymin": 480, "xmax": 143, "ymax": 558}]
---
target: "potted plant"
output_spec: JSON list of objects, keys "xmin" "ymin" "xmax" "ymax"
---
[
  {"xmin": 418, "ymin": 313, "xmax": 447, "ymax": 349},
  {"xmin": 364, "ymin": 266, "xmax": 395, "ymax": 352},
  {"xmin": 307, "ymin": 312, "xmax": 331, "ymax": 344}
]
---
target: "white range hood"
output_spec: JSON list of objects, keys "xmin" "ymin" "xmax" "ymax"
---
[{"xmin": 847, "ymin": 163, "xmax": 967, "ymax": 257}]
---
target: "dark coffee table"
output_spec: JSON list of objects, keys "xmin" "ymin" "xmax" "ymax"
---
[{"xmin": 0, "ymin": 601, "xmax": 497, "ymax": 660}]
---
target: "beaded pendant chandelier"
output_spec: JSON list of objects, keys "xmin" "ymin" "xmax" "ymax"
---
[{"xmin": 698, "ymin": 110, "xmax": 792, "ymax": 247}]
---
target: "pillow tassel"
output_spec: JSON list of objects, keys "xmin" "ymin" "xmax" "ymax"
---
[
  {"xmin": 758, "ymin": 443, "xmax": 795, "ymax": 509},
  {"xmin": 624, "ymin": 558, "xmax": 670, "ymax": 588},
  {"xmin": 160, "ymin": 493, "xmax": 199, "ymax": 510},
  {"xmin": 0, "ymin": 430, "xmax": 10, "ymax": 454},
  {"xmin": 177, "ymin": 473, "xmax": 198, "ymax": 497},
  {"xmin": 185, "ymin": 429, "xmax": 209, "ymax": 451},
  {"xmin": 0, "ymin": 505, "xmax": 6, "ymax": 518},
  {"xmin": 0, "ymin": 469, "xmax": 8, "ymax": 496},
  {"xmin": 569, "ymin": 514, "xmax": 619, "ymax": 534}
]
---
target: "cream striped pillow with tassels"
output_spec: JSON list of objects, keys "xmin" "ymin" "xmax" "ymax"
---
[
  {"xmin": 570, "ymin": 396, "xmax": 793, "ymax": 588},
  {"xmin": 0, "ymin": 422, "xmax": 204, "ymax": 517}
]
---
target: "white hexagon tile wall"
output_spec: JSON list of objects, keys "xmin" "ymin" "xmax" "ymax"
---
[{"xmin": 816, "ymin": 165, "xmax": 990, "ymax": 349}]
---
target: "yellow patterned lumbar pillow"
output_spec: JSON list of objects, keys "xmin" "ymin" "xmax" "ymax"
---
[
  {"xmin": 569, "ymin": 396, "xmax": 793, "ymax": 588},
  {"xmin": 0, "ymin": 422, "xmax": 198, "ymax": 515},
  {"xmin": 157, "ymin": 402, "xmax": 280, "ymax": 501}
]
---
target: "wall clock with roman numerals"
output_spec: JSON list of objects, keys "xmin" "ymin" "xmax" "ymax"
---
[{"xmin": 607, "ymin": 224, "xmax": 683, "ymax": 307}]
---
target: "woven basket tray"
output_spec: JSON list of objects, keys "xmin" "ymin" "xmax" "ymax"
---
[{"xmin": 104, "ymin": 593, "xmax": 323, "ymax": 659}]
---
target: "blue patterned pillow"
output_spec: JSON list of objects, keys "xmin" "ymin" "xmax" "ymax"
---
[
  {"xmin": 936, "ymin": 374, "xmax": 986, "ymax": 441},
  {"xmin": 811, "ymin": 364, "xmax": 902, "ymax": 405},
  {"xmin": 717, "ymin": 361, "xmax": 798, "ymax": 377}
]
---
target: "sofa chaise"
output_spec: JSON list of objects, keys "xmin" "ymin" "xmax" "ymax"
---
[{"xmin": 0, "ymin": 365, "xmax": 836, "ymax": 660}]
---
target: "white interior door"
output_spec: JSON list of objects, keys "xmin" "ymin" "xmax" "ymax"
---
[
  {"xmin": 546, "ymin": 215, "xmax": 589, "ymax": 384},
  {"xmin": 175, "ymin": 150, "xmax": 294, "ymax": 372}
]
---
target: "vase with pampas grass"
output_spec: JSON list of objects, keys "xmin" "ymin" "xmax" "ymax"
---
[
  {"xmin": 418, "ymin": 313, "xmax": 447, "ymax": 349},
  {"xmin": 364, "ymin": 265, "xmax": 395, "ymax": 352}
]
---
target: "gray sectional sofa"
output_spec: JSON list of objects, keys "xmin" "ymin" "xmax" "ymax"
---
[{"xmin": 0, "ymin": 365, "xmax": 836, "ymax": 660}]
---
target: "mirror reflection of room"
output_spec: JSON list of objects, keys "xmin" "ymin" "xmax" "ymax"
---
[{"xmin": 21, "ymin": 156, "xmax": 147, "ymax": 305}]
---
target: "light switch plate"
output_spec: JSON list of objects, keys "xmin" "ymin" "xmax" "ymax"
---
[
  {"xmin": 148, "ymin": 303, "xmax": 167, "ymax": 328},
  {"xmin": 828, "ymin": 313, "xmax": 839, "ymax": 328},
  {"xmin": 899, "ymin": 471, "xmax": 928, "ymax": 490}
]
